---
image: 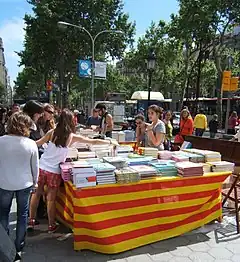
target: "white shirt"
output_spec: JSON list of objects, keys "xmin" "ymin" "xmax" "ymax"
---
[
  {"xmin": 0, "ymin": 135, "xmax": 39, "ymax": 191},
  {"xmin": 40, "ymin": 141, "xmax": 68, "ymax": 174},
  {"xmin": 234, "ymin": 130, "xmax": 240, "ymax": 142}
]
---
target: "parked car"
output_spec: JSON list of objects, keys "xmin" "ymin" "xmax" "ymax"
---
[{"xmin": 172, "ymin": 111, "xmax": 180, "ymax": 135}]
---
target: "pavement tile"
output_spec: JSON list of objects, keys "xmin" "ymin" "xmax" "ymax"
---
[
  {"xmin": 169, "ymin": 257, "xmax": 192, "ymax": 262},
  {"xmin": 226, "ymin": 243, "xmax": 240, "ymax": 254},
  {"xmin": 150, "ymin": 251, "xmax": 173, "ymax": 261},
  {"xmin": 151, "ymin": 236, "xmax": 190, "ymax": 250},
  {"xmin": 188, "ymin": 242, "xmax": 210, "ymax": 252},
  {"xmin": 110, "ymin": 251, "xmax": 132, "ymax": 260},
  {"xmin": 131, "ymin": 245, "xmax": 154, "ymax": 255},
  {"xmin": 207, "ymin": 247, "xmax": 233, "ymax": 260},
  {"xmin": 205, "ymin": 239, "xmax": 228, "ymax": 248},
  {"xmin": 45, "ymin": 256, "xmax": 88, "ymax": 262},
  {"xmin": 231, "ymin": 255, "xmax": 240, "ymax": 262},
  {"xmin": 188, "ymin": 252, "xmax": 215, "ymax": 262},
  {"xmin": 186, "ymin": 233, "xmax": 210, "ymax": 243},
  {"xmin": 169, "ymin": 246, "xmax": 193, "ymax": 257},
  {"xmin": 214, "ymin": 260, "xmax": 232, "ymax": 262},
  {"xmin": 126, "ymin": 254, "xmax": 153, "ymax": 262},
  {"xmin": 21, "ymin": 253, "xmax": 47, "ymax": 262}
]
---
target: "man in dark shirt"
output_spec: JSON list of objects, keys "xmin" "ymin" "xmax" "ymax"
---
[
  {"xmin": 209, "ymin": 114, "xmax": 219, "ymax": 139},
  {"xmin": 86, "ymin": 108, "xmax": 101, "ymax": 128}
]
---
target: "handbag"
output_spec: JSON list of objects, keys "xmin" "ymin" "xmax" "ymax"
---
[{"xmin": 174, "ymin": 134, "xmax": 184, "ymax": 144}]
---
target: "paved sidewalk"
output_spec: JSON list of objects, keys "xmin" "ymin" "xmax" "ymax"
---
[
  {"xmin": 17, "ymin": 219, "xmax": 240, "ymax": 262},
  {"xmin": 9, "ymin": 201, "xmax": 240, "ymax": 262}
]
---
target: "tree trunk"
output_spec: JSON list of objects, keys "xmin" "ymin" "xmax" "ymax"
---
[
  {"xmin": 196, "ymin": 44, "xmax": 203, "ymax": 100},
  {"xmin": 214, "ymin": 50, "xmax": 223, "ymax": 128},
  {"xmin": 216, "ymin": 71, "xmax": 223, "ymax": 128}
]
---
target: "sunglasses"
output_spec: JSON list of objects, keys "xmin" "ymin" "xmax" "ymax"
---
[
  {"xmin": 45, "ymin": 110, "xmax": 54, "ymax": 115},
  {"xmin": 136, "ymin": 121, "xmax": 142, "ymax": 125}
]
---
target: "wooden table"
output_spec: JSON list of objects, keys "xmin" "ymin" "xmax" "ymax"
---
[{"xmin": 56, "ymin": 172, "xmax": 230, "ymax": 254}]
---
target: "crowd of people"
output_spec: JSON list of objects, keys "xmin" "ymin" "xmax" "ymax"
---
[
  {"xmin": 135, "ymin": 106, "xmax": 240, "ymax": 150},
  {"xmin": 1, "ymin": 100, "xmax": 240, "ymax": 261},
  {"xmin": 0, "ymin": 101, "xmax": 115, "ymax": 261}
]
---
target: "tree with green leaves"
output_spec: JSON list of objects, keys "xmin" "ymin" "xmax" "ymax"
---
[
  {"xmin": 16, "ymin": 0, "xmax": 135, "ymax": 107},
  {"xmin": 171, "ymin": 0, "xmax": 240, "ymax": 118}
]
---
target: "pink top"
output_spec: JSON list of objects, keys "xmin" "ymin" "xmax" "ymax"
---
[{"xmin": 228, "ymin": 116, "xmax": 238, "ymax": 129}]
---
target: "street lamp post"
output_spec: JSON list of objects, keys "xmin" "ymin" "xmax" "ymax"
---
[
  {"xmin": 58, "ymin": 21, "xmax": 123, "ymax": 109},
  {"xmin": 146, "ymin": 50, "xmax": 156, "ymax": 112}
]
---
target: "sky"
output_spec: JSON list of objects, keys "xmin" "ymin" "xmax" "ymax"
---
[{"xmin": 0, "ymin": 0, "xmax": 179, "ymax": 86}]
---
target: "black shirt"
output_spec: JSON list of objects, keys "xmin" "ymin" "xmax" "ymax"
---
[{"xmin": 209, "ymin": 120, "xmax": 218, "ymax": 133}]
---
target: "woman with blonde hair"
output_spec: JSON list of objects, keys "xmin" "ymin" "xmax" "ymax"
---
[{"xmin": 175, "ymin": 109, "xmax": 194, "ymax": 144}]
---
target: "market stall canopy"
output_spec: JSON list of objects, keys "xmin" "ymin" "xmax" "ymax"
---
[{"xmin": 131, "ymin": 91, "xmax": 165, "ymax": 101}]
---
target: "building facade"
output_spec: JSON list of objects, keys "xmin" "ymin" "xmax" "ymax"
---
[{"xmin": 0, "ymin": 37, "xmax": 9, "ymax": 104}]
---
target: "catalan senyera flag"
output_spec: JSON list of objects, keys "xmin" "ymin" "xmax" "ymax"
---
[{"xmin": 56, "ymin": 172, "xmax": 230, "ymax": 254}]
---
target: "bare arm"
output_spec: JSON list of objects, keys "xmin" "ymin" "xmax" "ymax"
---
[
  {"xmin": 36, "ymin": 129, "xmax": 54, "ymax": 146},
  {"xmin": 30, "ymin": 143, "xmax": 39, "ymax": 185},
  {"xmin": 105, "ymin": 114, "xmax": 113, "ymax": 133},
  {"xmin": 136, "ymin": 126, "xmax": 141, "ymax": 144},
  {"xmin": 70, "ymin": 134, "xmax": 111, "ymax": 146},
  {"xmin": 147, "ymin": 130, "xmax": 165, "ymax": 146}
]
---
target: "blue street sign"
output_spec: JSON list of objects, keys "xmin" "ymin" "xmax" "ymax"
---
[{"xmin": 78, "ymin": 60, "xmax": 92, "ymax": 78}]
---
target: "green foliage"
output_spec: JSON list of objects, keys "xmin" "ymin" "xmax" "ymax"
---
[
  {"xmin": 15, "ymin": 0, "xmax": 240, "ymax": 121},
  {"xmin": 15, "ymin": 0, "xmax": 135, "ymax": 105}
]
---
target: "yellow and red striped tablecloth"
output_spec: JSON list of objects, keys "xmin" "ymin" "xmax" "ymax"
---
[{"xmin": 56, "ymin": 172, "xmax": 230, "ymax": 254}]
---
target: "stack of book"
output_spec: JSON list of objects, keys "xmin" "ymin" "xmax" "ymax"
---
[
  {"xmin": 182, "ymin": 152, "xmax": 204, "ymax": 163},
  {"xmin": 60, "ymin": 163, "xmax": 72, "ymax": 181},
  {"xmin": 183, "ymin": 149, "xmax": 221, "ymax": 162},
  {"xmin": 175, "ymin": 162, "xmax": 204, "ymax": 177},
  {"xmin": 126, "ymin": 156, "xmax": 155, "ymax": 166},
  {"xmin": 131, "ymin": 165, "xmax": 158, "ymax": 180},
  {"xmin": 86, "ymin": 158, "xmax": 102, "ymax": 165},
  {"xmin": 138, "ymin": 147, "xmax": 159, "ymax": 158},
  {"xmin": 115, "ymin": 167, "xmax": 140, "ymax": 184},
  {"xmin": 143, "ymin": 147, "xmax": 159, "ymax": 158},
  {"xmin": 207, "ymin": 161, "xmax": 235, "ymax": 172},
  {"xmin": 172, "ymin": 152, "xmax": 189, "ymax": 162},
  {"xmin": 202, "ymin": 163, "xmax": 211, "ymax": 174},
  {"xmin": 77, "ymin": 151, "xmax": 96, "ymax": 159},
  {"xmin": 89, "ymin": 144, "xmax": 113, "ymax": 158},
  {"xmin": 158, "ymin": 151, "xmax": 174, "ymax": 160},
  {"xmin": 92, "ymin": 162, "xmax": 116, "ymax": 185},
  {"xmin": 117, "ymin": 145, "xmax": 133, "ymax": 158},
  {"xmin": 102, "ymin": 157, "xmax": 127, "ymax": 169},
  {"xmin": 150, "ymin": 160, "xmax": 178, "ymax": 177},
  {"xmin": 71, "ymin": 161, "xmax": 96, "ymax": 188},
  {"xmin": 66, "ymin": 148, "xmax": 78, "ymax": 160}
]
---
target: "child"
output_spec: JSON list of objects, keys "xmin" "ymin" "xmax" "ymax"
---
[
  {"xmin": 209, "ymin": 114, "xmax": 218, "ymax": 139},
  {"xmin": 28, "ymin": 109, "xmax": 115, "ymax": 233}
]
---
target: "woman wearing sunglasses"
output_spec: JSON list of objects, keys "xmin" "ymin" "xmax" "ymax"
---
[
  {"xmin": 145, "ymin": 105, "xmax": 166, "ymax": 151},
  {"xmin": 135, "ymin": 114, "xmax": 146, "ymax": 147},
  {"xmin": 38, "ymin": 104, "xmax": 55, "ymax": 136}
]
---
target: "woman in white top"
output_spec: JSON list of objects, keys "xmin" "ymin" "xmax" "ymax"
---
[
  {"xmin": 0, "ymin": 112, "xmax": 39, "ymax": 254},
  {"xmin": 29, "ymin": 109, "xmax": 114, "ymax": 233}
]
